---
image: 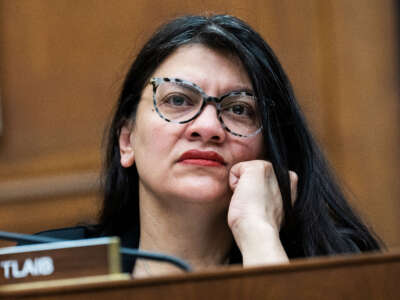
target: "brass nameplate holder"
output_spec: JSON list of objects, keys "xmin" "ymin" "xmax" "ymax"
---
[{"xmin": 0, "ymin": 237, "xmax": 121, "ymax": 285}]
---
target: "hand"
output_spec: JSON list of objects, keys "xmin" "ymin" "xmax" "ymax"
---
[{"xmin": 227, "ymin": 160, "xmax": 298, "ymax": 266}]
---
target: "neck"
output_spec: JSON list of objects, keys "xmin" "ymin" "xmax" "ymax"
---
[{"xmin": 134, "ymin": 187, "xmax": 233, "ymax": 277}]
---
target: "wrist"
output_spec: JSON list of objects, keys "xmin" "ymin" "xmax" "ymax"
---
[
  {"xmin": 230, "ymin": 219, "xmax": 289, "ymax": 266},
  {"xmin": 230, "ymin": 217, "xmax": 279, "ymax": 244}
]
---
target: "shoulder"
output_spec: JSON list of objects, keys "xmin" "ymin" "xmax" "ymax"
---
[
  {"xmin": 17, "ymin": 226, "xmax": 103, "ymax": 245},
  {"xmin": 35, "ymin": 226, "xmax": 85, "ymax": 240},
  {"xmin": 35, "ymin": 226, "xmax": 99, "ymax": 240}
]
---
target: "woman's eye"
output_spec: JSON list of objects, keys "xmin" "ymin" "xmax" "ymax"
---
[
  {"xmin": 227, "ymin": 103, "xmax": 254, "ymax": 117},
  {"xmin": 170, "ymin": 95, "xmax": 186, "ymax": 106},
  {"xmin": 164, "ymin": 94, "xmax": 192, "ymax": 106},
  {"xmin": 231, "ymin": 104, "xmax": 246, "ymax": 115}
]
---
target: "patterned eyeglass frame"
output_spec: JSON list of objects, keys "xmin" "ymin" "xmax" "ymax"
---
[{"xmin": 150, "ymin": 77, "xmax": 263, "ymax": 138}]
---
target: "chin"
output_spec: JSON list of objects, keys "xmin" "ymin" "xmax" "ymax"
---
[
  {"xmin": 170, "ymin": 183, "xmax": 231, "ymax": 205},
  {"xmin": 147, "ymin": 174, "xmax": 232, "ymax": 207}
]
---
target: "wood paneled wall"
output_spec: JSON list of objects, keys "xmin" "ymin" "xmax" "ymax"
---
[{"xmin": 0, "ymin": 0, "xmax": 399, "ymax": 247}]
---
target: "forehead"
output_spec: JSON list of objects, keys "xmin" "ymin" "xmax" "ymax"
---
[{"xmin": 151, "ymin": 44, "xmax": 253, "ymax": 93}]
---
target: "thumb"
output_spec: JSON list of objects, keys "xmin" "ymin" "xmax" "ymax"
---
[{"xmin": 229, "ymin": 162, "xmax": 245, "ymax": 191}]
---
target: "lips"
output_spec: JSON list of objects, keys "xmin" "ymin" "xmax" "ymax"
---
[{"xmin": 178, "ymin": 150, "xmax": 226, "ymax": 166}]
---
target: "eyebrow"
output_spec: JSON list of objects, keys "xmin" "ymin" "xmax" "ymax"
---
[
  {"xmin": 224, "ymin": 86, "xmax": 254, "ymax": 95},
  {"xmin": 213, "ymin": 85, "xmax": 255, "ymax": 99},
  {"xmin": 178, "ymin": 78, "xmax": 254, "ymax": 96}
]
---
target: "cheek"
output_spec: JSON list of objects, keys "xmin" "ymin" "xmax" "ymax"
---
[
  {"xmin": 134, "ymin": 104, "xmax": 170, "ymax": 151},
  {"xmin": 134, "ymin": 117, "xmax": 181, "ymax": 162},
  {"xmin": 231, "ymin": 136, "xmax": 265, "ymax": 163},
  {"xmin": 149, "ymin": 127, "xmax": 177, "ymax": 155}
]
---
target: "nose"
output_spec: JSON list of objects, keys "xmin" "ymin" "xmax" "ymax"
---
[{"xmin": 185, "ymin": 104, "xmax": 226, "ymax": 143}]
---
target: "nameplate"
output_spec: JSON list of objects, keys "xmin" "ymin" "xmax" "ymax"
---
[{"xmin": 0, "ymin": 237, "xmax": 121, "ymax": 284}]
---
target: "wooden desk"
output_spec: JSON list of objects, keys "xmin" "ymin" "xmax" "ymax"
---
[{"xmin": 1, "ymin": 250, "xmax": 399, "ymax": 300}]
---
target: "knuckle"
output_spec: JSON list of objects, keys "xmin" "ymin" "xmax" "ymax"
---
[
  {"xmin": 259, "ymin": 159, "xmax": 272, "ymax": 169},
  {"xmin": 289, "ymin": 171, "xmax": 298, "ymax": 185},
  {"xmin": 258, "ymin": 160, "xmax": 273, "ymax": 176}
]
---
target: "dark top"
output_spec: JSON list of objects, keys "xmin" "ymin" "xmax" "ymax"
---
[{"xmin": 23, "ymin": 226, "xmax": 138, "ymax": 273}]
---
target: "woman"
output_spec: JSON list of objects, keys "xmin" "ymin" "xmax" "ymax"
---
[{"xmin": 39, "ymin": 14, "xmax": 381, "ymax": 276}]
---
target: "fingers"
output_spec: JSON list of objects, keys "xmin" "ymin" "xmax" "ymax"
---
[
  {"xmin": 228, "ymin": 162, "xmax": 245, "ymax": 190},
  {"xmin": 230, "ymin": 160, "xmax": 298, "ymax": 205},
  {"xmin": 289, "ymin": 171, "xmax": 298, "ymax": 206},
  {"xmin": 229, "ymin": 160, "xmax": 277, "ymax": 190},
  {"xmin": 227, "ymin": 160, "xmax": 279, "ymax": 229}
]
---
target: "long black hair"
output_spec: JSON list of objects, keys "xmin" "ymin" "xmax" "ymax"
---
[{"xmin": 98, "ymin": 14, "xmax": 381, "ymax": 259}]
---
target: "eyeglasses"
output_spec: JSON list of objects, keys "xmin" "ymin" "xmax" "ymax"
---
[{"xmin": 150, "ymin": 77, "xmax": 263, "ymax": 138}]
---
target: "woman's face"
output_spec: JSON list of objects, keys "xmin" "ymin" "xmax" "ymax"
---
[{"xmin": 119, "ymin": 44, "xmax": 264, "ymax": 207}]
